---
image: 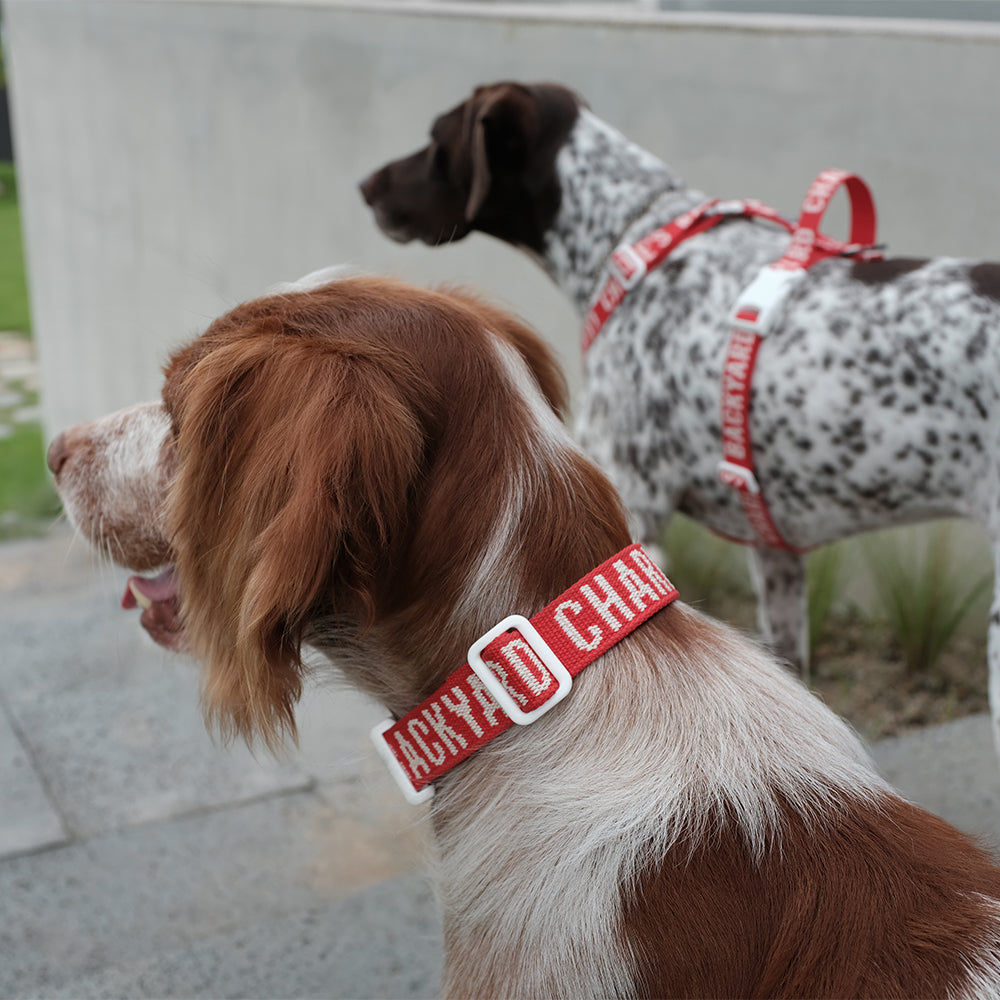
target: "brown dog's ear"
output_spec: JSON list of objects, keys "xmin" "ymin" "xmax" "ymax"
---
[
  {"xmin": 166, "ymin": 325, "xmax": 428, "ymax": 749},
  {"xmin": 465, "ymin": 84, "xmax": 538, "ymax": 222},
  {"xmin": 446, "ymin": 288, "xmax": 569, "ymax": 419}
]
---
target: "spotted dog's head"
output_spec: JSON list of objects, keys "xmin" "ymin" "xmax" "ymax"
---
[{"xmin": 359, "ymin": 82, "xmax": 580, "ymax": 253}]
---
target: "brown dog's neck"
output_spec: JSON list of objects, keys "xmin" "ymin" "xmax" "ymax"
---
[{"xmin": 346, "ymin": 441, "xmax": 634, "ymax": 720}]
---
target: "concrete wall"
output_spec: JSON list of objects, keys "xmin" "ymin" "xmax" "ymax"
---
[{"xmin": 5, "ymin": 0, "xmax": 1000, "ymax": 435}]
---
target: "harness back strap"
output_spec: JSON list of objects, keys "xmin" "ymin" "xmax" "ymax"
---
[
  {"xmin": 581, "ymin": 168, "xmax": 883, "ymax": 552},
  {"xmin": 371, "ymin": 543, "xmax": 678, "ymax": 803}
]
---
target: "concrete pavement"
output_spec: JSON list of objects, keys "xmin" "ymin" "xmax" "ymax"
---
[
  {"xmin": 1, "ymin": 526, "xmax": 439, "ymax": 999},
  {"xmin": 2, "ymin": 525, "xmax": 999, "ymax": 999}
]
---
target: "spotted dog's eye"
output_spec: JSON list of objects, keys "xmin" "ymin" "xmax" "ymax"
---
[{"xmin": 431, "ymin": 144, "xmax": 448, "ymax": 177}]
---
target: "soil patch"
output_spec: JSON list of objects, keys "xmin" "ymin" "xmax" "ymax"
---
[{"xmin": 700, "ymin": 593, "xmax": 989, "ymax": 743}]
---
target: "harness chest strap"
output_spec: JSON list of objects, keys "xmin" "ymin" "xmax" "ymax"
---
[
  {"xmin": 582, "ymin": 168, "xmax": 883, "ymax": 552},
  {"xmin": 717, "ymin": 169, "xmax": 882, "ymax": 552},
  {"xmin": 582, "ymin": 198, "xmax": 794, "ymax": 353},
  {"xmin": 371, "ymin": 543, "xmax": 679, "ymax": 803}
]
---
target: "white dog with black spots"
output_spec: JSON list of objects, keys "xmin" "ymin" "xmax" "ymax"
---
[{"xmin": 360, "ymin": 81, "xmax": 1000, "ymax": 751}]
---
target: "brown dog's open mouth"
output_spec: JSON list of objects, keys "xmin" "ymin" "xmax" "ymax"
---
[{"xmin": 121, "ymin": 566, "xmax": 186, "ymax": 651}]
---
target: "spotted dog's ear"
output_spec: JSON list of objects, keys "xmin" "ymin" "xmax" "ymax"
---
[
  {"xmin": 465, "ymin": 84, "xmax": 538, "ymax": 222},
  {"xmin": 165, "ymin": 322, "xmax": 427, "ymax": 749},
  {"xmin": 465, "ymin": 82, "xmax": 580, "ymax": 229}
]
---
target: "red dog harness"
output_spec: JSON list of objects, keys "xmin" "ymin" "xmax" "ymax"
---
[
  {"xmin": 371, "ymin": 543, "xmax": 678, "ymax": 803},
  {"xmin": 583, "ymin": 169, "xmax": 883, "ymax": 551}
]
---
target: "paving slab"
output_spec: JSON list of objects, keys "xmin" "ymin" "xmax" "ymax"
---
[
  {"xmin": 0, "ymin": 701, "xmax": 68, "ymax": 859},
  {"xmin": 0, "ymin": 535, "xmax": 313, "ymax": 838},
  {"xmin": 32, "ymin": 874, "xmax": 442, "ymax": 1000},
  {"xmin": 0, "ymin": 787, "xmax": 436, "ymax": 999},
  {"xmin": 871, "ymin": 712, "xmax": 1000, "ymax": 851},
  {"xmin": 0, "ymin": 527, "xmax": 436, "ymax": 999}
]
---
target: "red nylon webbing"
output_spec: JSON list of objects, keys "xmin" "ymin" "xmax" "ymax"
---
[
  {"xmin": 372, "ymin": 543, "xmax": 678, "ymax": 800},
  {"xmin": 718, "ymin": 169, "xmax": 881, "ymax": 552}
]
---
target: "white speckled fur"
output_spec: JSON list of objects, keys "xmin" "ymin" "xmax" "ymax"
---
[{"xmin": 56, "ymin": 402, "xmax": 173, "ymax": 568}]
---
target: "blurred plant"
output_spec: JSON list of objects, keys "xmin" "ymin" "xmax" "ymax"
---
[
  {"xmin": 661, "ymin": 514, "xmax": 750, "ymax": 609},
  {"xmin": 806, "ymin": 542, "xmax": 844, "ymax": 659},
  {"xmin": 863, "ymin": 523, "xmax": 992, "ymax": 681}
]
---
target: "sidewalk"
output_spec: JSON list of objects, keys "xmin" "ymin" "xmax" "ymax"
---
[{"xmin": 2, "ymin": 526, "xmax": 999, "ymax": 999}]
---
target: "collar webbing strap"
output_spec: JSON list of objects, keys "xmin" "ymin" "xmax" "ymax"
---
[
  {"xmin": 371, "ymin": 543, "xmax": 678, "ymax": 803},
  {"xmin": 717, "ymin": 169, "xmax": 883, "ymax": 552}
]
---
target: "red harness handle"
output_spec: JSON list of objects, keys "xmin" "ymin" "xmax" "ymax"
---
[{"xmin": 777, "ymin": 168, "xmax": 879, "ymax": 271}]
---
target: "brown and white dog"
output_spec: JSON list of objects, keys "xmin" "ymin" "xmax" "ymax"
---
[{"xmin": 49, "ymin": 272, "xmax": 1000, "ymax": 998}]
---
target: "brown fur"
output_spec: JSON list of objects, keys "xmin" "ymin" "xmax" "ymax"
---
[
  {"xmin": 624, "ymin": 766, "xmax": 1000, "ymax": 997},
  {"xmin": 359, "ymin": 82, "xmax": 579, "ymax": 252},
  {"xmin": 161, "ymin": 277, "xmax": 625, "ymax": 744}
]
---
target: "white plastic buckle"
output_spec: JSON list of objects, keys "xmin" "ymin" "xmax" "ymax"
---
[
  {"xmin": 468, "ymin": 614, "xmax": 572, "ymax": 726},
  {"xmin": 718, "ymin": 460, "xmax": 761, "ymax": 494},
  {"xmin": 609, "ymin": 244, "xmax": 648, "ymax": 290},
  {"xmin": 370, "ymin": 719, "xmax": 435, "ymax": 805},
  {"xmin": 705, "ymin": 198, "xmax": 747, "ymax": 217},
  {"xmin": 731, "ymin": 265, "xmax": 805, "ymax": 335}
]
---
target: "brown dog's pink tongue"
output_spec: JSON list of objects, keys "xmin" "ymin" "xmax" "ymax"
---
[
  {"xmin": 122, "ymin": 567, "xmax": 178, "ymax": 610},
  {"xmin": 121, "ymin": 568, "xmax": 186, "ymax": 650}
]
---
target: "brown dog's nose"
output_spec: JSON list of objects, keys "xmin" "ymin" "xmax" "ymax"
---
[{"xmin": 47, "ymin": 432, "xmax": 69, "ymax": 476}]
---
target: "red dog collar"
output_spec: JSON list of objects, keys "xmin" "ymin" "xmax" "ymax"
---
[{"xmin": 371, "ymin": 543, "xmax": 679, "ymax": 803}]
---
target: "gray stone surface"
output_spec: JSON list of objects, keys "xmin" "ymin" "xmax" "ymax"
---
[
  {"xmin": 1, "ymin": 528, "xmax": 435, "ymax": 999},
  {"xmin": 32, "ymin": 875, "xmax": 442, "ymax": 1000},
  {"xmin": 871, "ymin": 712, "xmax": 1000, "ymax": 850},
  {"xmin": 0, "ymin": 538, "xmax": 312, "ymax": 838},
  {"xmin": 0, "ymin": 703, "xmax": 68, "ymax": 859},
  {"xmin": 0, "ymin": 792, "xmax": 439, "ymax": 999},
  {"xmin": 7, "ymin": 3, "xmax": 1000, "ymax": 440}
]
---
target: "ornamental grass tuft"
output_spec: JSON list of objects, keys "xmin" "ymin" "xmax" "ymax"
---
[{"xmin": 863, "ymin": 523, "xmax": 992, "ymax": 681}]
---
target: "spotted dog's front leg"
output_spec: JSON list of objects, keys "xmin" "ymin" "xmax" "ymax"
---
[
  {"xmin": 626, "ymin": 506, "xmax": 676, "ymax": 582},
  {"xmin": 747, "ymin": 547, "xmax": 808, "ymax": 677}
]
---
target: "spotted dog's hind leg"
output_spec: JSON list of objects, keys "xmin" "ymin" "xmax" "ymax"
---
[
  {"xmin": 747, "ymin": 546, "xmax": 809, "ymax": 677},
  {"xmin": 986, "ymin": 541, "xmax": 1000, "ymax": 759}
]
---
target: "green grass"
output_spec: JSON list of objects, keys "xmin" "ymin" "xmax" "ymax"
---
[
  {"xmin": 0, "ymin": 159, "xmax": 55, "ymax": 539},
  {"xmin": 662, "ymin": 514, "xmax": 751, "ymax": 609},
  {"xmin": 0, "ymin": 420, "xmax": 61, "ymax": 538},
  {"xmin": 807, "ymin": 542, "xmax": 845, "ymax": 659},
  {"xmin": 0, "ymin": 161, "xmax": 31, "ymax": 333}
]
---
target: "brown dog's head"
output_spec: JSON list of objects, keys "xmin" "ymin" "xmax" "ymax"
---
[
  {"xmin": 47, "ymin": 274, "xmax": 605, "ymax": 747},
  {"xmin": 359, "ymin": 82, "xmax": 581, "ymax": 253}
]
